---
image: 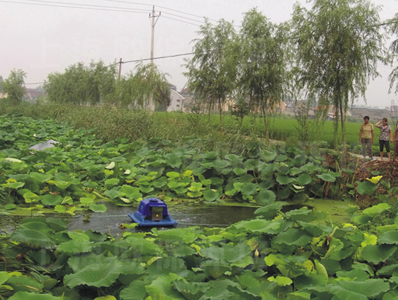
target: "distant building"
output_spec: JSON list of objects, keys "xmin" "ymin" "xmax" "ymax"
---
[
  {"xmin": 313, "ymin": 105, "xmax": 352, "ymax": 120},
  {"xmin": 167, "ymin": 89, "xmax": 185, "ymax": 112}
]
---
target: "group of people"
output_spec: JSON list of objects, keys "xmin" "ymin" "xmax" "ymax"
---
[{"xmin": 359, "ymin": 116, "xmax": 398, "ymax": 161}]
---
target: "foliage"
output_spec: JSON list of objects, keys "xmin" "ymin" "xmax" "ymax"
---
[
  {"xmin": 1, "ymin": 69, "xmax": 27, "ymax": 104},
  {"xmin": 238, "ymin": 8, "xmax": 290, "ymax": 140},
  {"xmin": 2, "ymin": 204, "xmax": 398, "ymax": 299},
  {"xmin": 185, "ymin": 18, "xmax": 238, "ymax": 130},
  {"xmin": 44, "ymin": 61, "xmax": 170, "ymax": 109},
  {"xmin": 292, "ymin": 0, "xmax": 388, "ymax": 151}
]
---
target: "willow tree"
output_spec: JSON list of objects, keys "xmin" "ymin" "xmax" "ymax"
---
[
  {"xmin": 388, "ymin": 14, "xmax": 398, "ymax": 95},
  {"xmin": 238, "ymin": 9, "xmax": 289, "ymax": 141},
  {"xmin": 185, "ymin": 19, "xmax": 238, "ymax": 131},
  {"xmin": 292, "ymin": 0, "xmax": 387, "ymax": 152},
  {"xmin": 2, "ymin": 69, "xmax": 26, "ymax": 104}
]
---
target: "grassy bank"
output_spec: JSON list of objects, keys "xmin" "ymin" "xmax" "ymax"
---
[{"xmin": 0, "ymin": 100, "xmax": 385, "ymax": 152}]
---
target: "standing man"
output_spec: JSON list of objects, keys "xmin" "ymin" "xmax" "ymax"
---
[{"xmin": 359, "ymin": 116, "xmax": 374, "ymax": 160}]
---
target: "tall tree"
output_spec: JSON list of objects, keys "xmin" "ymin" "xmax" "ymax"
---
[
  {"xmin": 185, "ymin": 19, "xmax": 238, "ymax": 131},
  {"xmin": 2, "ymin": 69, "xmax": 26, "ymax": 104},
  {"xmin": 292, "ymin": 0, "xmax": 387, "ymax": 152},
  {"xmin": 238, "ymin": 9, "xmax": 289, "ymax": 141},
  {"xmin": 388, "ymin": 14, "xmax": 398, "ymax": 94}
]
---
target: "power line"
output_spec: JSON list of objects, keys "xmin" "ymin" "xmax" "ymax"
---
[
  {"xmin": 162, "ymin": 11, "xmax": 207, "ymax": 25},
  {"xmin": 162, "ymin": 15, "xmax": 202, "ymax": 27},
  {"xmin": 0, "ymin": 0, "xmax": 151, "ymax": 13},
  {"xmin": 156, "ymin": 4, "xmax": 218, "ymax": 23}
]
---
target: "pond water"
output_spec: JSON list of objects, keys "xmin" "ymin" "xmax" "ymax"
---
[{"xmin": 67, "ymin": 203, "xmax": 258, "ymax": 235}]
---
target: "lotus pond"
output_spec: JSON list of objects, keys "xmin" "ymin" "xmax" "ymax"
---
[{"xmin": 1, "ymin": 115, "xmax": 398, "ymax": 299}]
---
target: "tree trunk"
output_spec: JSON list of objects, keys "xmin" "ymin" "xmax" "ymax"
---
[
  {"xmin": 219, "ymin": 98, "xmax": 223, "ymax": 133},
  {"xmin": 261, "ymin": 104, "xmax": 269, "ymax": 143}
]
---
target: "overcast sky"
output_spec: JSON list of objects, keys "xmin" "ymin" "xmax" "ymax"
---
[{"xmin": 1, "ymin": 0, "xmax": 398, "ymax": 108}]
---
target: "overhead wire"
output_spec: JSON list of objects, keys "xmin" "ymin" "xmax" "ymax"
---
[{"xmin": 161, "ymin": 15, "xmax": 203, "ymax": 27}]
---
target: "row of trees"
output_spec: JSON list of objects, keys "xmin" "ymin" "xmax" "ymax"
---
[
  {"xmin": 43, "ymin": 62, "xmax": 171, "ymax": 109},
  {"xmin": 185, "ymin": 0, "xmax": 395, "ymax": 150}
]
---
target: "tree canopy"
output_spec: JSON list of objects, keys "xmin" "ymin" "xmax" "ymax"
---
[{"xmin": 2, "ymin": 69, "xmax": 26, "ymax": 104}]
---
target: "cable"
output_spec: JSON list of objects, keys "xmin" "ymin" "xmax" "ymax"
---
[
  {"xmin": 162, "ymin": 15, "xmax": 202, "ymax": 27},
  {"xmin": 0, "ymin": 0, "xmax": 151, "ymax": 13},
  {"xmin": 161, "ymin": 11, "xmax": 207, "ymax": 25},
  {"xmin": 156, "ymin": 4, "xmax": 218, "ymax": 23},
  {"xmin": 100, "ymin": 0, "xmax": 151, "ymax": 6},
  {"xmin": 122, "ymin": 52, "xmax": 193, "ymax": 64}
]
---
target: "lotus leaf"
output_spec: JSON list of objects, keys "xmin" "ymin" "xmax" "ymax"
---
[
  {"xmin": 268, "ymin": 276, "xmax": 292, "ymax": 286},
  {"xmin": 200, "ymin": 260, "xmax": 231, "ymax": 279},
  {"xmin": 40, "ymin": 194, "xmax": 63, "ymax": 206},
  {"xmin": 295, "ymin": 174, "xmax": 312, "ymax": 186},
  {"xmin": 276, "ymin": 174, "xmax": 293, "ymax": 185},
  {"xmin": 11, "ymin": 229, "xmax": 55, "ymax": 247},
  {"xmin": 361, "ymin": 244, "xmax": 397, "ymax": 264},
  {"xmin": 362, "ymin": 203, "xmax": 390, "ymax": 217},
  {"xmin": 255, "ymin": 202, "xmax": 284, "ymax": 219},
  {"xmin": 56, "ymin": 240, "xmax": 93, "ymax": 254},
  {"xmin": 120, "ymin": 280, "xmax": 147, "ymax": 300},
  {"xmin": 29, "ymin": 172, "xmax": 52, "ymax": 183},
  {"xmin": 203, "ymin": 189, "xmax": 219, "ymax": 202},
  {"xmin": 357, "ymin": 181, "xmax": 378, "ymax": 196},
  {"xmin": 165, "ymin": 152, "xmax": 182, "ymax": 168},
  {"xmin": 317, "ymin": 173, "xmax": 336, "ymax": 182},
  {"xmin": 272, "ymin": 229, "xmax": 312, "ymax": 246},
  {"xmin": 7, "ymin": 275, "xmax": 43, "ymax": 293},
  {"xmin": 330, "ymin": 279, "xmax": 390, "ymax": 299},
  {"xmin": 0, "ymin": 272, "xmax": 9, "ymax": 286},
  {"xmin": 255, "ymin": 189, "xmax": 276, "ymax": 205},
  {"xmin": 64, "ymin": 259, "xmax": 124, "ymax": 288},
  {"xmin": 8, "ymin": 292, "xmax": 63, "ymax": 300},
  {"xmin": 173, "ymin": 279, "xmax": 208, "ymax": 300}
]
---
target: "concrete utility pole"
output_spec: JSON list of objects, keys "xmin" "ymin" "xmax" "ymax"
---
[
  {"xmin": 149, "ymin": 6, "xmax": 161, "ymax": 110},
  {"xmin": 118, "ymin": 58, "xmax": 123, "ymax": 80}
]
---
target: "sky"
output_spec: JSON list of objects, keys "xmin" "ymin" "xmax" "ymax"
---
[{"xmin": 1, "ymin": 0, "xmax": 398, "ymax": 108}]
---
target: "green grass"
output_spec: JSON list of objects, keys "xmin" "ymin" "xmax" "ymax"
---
[{"xmin": 0, "ymin": 100, "xmax": 386, "ymax": 153}]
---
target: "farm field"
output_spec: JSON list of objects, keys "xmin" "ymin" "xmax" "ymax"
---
[{"xmin": 1, "ymin": 113, "xmax": 398, "ymax": 299}]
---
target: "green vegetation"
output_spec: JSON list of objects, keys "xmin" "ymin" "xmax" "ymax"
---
[{"xmin": 1, "ymin": 69, "xmax": 27, "ymax": 104}]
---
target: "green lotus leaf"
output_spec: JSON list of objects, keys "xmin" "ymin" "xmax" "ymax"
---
[
  {"xmin": 287, "ymin": 291, "xmax": 311, "ymax": 300},
  {"xmin": 351, "ymin": 214, "xmax": 373, "ymax": 225},
  {"xmin": 166, "ymin": 171, "xmax": 180, "ymax": 179},
  {"xmin": 278, "ymin": 165, "xmax": 290, "ymax": 175},
  {"xmin": 203, "ymin": 189, "xmax": 219, "ymax": 202},
  {"xmin": 165, "ymin": 153, "xmax": 182, "ymax": 168},
  {"xmin": 259, "ymin": 179, "xmax": 275, "ymax": 190},
  {"xmin": 173, "ymin": 279, "xmax": 208, "ymax": 300},
  {"xmin": 201, "ymin": 260, "xmax": 231, "ymax": 279},
  {"xmin": 147, "ymin": 257, "xmax": 187, "ymax": 276},
  {"xmin": 64, "ymin": 259, "xmax": 124, "ymax": 288},
  {"xmin": 227, "ymin": 286, "xmax": 261, "ymax": 300},
  {"xmin": 255, "ymin": 189, "xmax": 277, "ymax": 205},
  {"xmin": 201, "ymin": 247, "xmax": 225, "ymax": 261},
  {"xmin": 23, "ymin": 192, "xmax": 40, "ymax": 203},
  {"xmin": 8, "ymin": 291, "xmax": 63, "ymax": 300},
  {"xmin": 105, "ymin": 178, "xmax": 120, "ymax": 187},
  {"xmin": 362, "ymin": 244, "xmax": 397, "ymax": 264},
  {"xmin": 268, "ymin": 275, "xmax": 292, "ymax": 286},
  {"xmin": 336, "ymin": 269, "xmax": 369, "ymax": 281},
  {"xmin": 57, "ymin": 240, "xmax": 93, "ymax": 255},
  {"xmin": 120, "ymin": 280, "xmax": 147, "ymax": 300},
  {"xmin": 68, "ymin": 231, "xmax": 90, "ymax": 241},
  {"xmin": 233, "ymin": 167, "xmax": 247, "ymax": 176},
  {"xmin": 152, "ymin": 177, "xmax": 167, "ymax": 188},
  {"xmin": 94, "ymin": 296, "xmax": 117, "ymax": 300},
  {"xmin": 362, "ymin": 203, "xmax": 390, "ymax": 217},
  {"xmin": 40, "ymin": 194, "xmax": 63, "ymax": 206},
  {"xmin": 11, "ymin": 229, "xmax": 55, "ymax": 247},
  {"xmin": 224, "ymin": 243, "xmax": 253, "ymax": 267},
  {"xmin": 295, "ymin": 174, "xmax": 312, "ymax": 186},
  {"xmin": 121, "ymin": 185, "xmax": 142, "ymax": 200},
  {"xmin": 54, "ymin": 180, "xmax": 72, "ymax": 190},
  {"xmin": 317, "ymin": 173, "xmax": 336, "ymax": 182},
  {"xmin": 233, "ymin": 219, "xmax": 283, "ymax": 234},
  {"xmin": 261, "ymin": 150, "xmax": 277, "ymax": 162},
  {"xmin": 54, "ymin": 205, "xmax": 67, "ymax": 213},
  {"xmin": 157, "ymin": 228, "xmax": 200, "ymax": 244},
  {"xmin": 104, "ymin": 188, "xmax": 122, "ymax": 199},
  {"xmin": 272, "ymin": 229, "xmax": 312, "ymax": 246},
  {"xmin": 7, "ymin": 275, "xmax": 43, "ymax": 293},
  {"xmin": 5, "ymin": 182, "xmax": 25, "ymax": 189},
  {"xmin": 378, "ymin": 231, "xmax": 398, "ymax": 245},
  {"xmin": 125, "ymin": 237, "xmax": 161, "ymax": 255},
  {"xmin": 294, "ymin": 274, "xmax": 329, "ymax": 290},
  {"xmin": 255, "ymin": 202, "xmax": 284, "ymax": 219},
  {"xmin": 80, "ymin": 197, "xmax": 94, "ymax": 205},
  {"xmin": 276, "ymin": 175, "xmax": 293, "ymax": 185},
  {"xmin": 285, "ymin": 209, "xmax": 327, "ymax": 222},
  {"xmin": 89, "ymin": 203, "xmax": 107, "ymax": 213},
  {"xmin": 146, "ymin": 273, "xmax": 185, "ymax": 299},
  {"xmin": 330, "ymin": 279, "xmax": 390, "ymax": 299},
  {"xmin": 5, "ymin": 203, "xmax": 17, "ymax": 210},
  {"xmin": 212, "ymin": 159, "xmax": 230, "ymax": 171},
  {"xmin": 29, "ymin": 172, "xmax": 52, "ymax": 183},
  {"xmin": 241, "ymin": 183, "xmax": 258, "ymax": 197},
  {"xmin": 357, "ymin": 181, "xmax": 378, "ymax": 196},
  {"xmin": 0, "ymin": 271, "xmax": 9, "ymax": 286}
]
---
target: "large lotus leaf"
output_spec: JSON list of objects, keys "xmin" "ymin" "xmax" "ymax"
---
[
  {"xmin": 89, "ymin": 203, "xmax": 108, "ymax": 213},
  {"xmin": 203, "ymin": 279, "xmax": 240, "ymax": 299},
  {"xmin": 147, "ymin": 257, "xmax": 187, "ymax": 276},
  {"xmin": 125, "ymin": 237, "xmax": 161, "ymax": 255},
  {"xmin": 201, "ymin": 260, "xmax": 231, "ymax": 279},
  {"xmin": 156, "ymin": 228, "xmax": 200, "ymax": 244},
  {"xmin": 0, "ymin": 272, "xmax": 9, "ymax": 285},
  {"xmin": 8, "ymin": 292, "xmax": 63, "ymax": 300},
  {"xmin": 234, "ymin": 219, "xmax": 278, "ymax": 233},
  {"xmin": 28, "ymin": 172, "xmax": 53, "ymax": 183},
  {"xmin": 146, "ymin": 274, "xmax": 185, "ymax": 299},
  {"xmin": 11, "ymin": 229, "xmax": 55, "ymax": 248},
  {"xmin": 255, "ymin": 189, "xmax": 276, "ymax": 205},
  {"xmin": 357, "ymin": 181, "xmax": 378, "ymax": 196},
  {"xmin": 23, "ymin": 192, "xmax": 40, "ymax": 203},
  {"xmin": 19, "ymin": 221, "xmax": 54, "ymax": 235},
  {"xmin": 64, "ymin": 259, "xmax": 124, "ymax": 288},
  {"xmin": 203, "ymin": 189, "xmax": 220, "ymax": 202},
  {"xmin": 351, "ymin": 214, "xmax": 373, "ymax": 225},
  {"xmin": 105, "ymin": 178, "xmax": 120, "ymax": 187},
  {"xmin": 244, "ymin": 159, "xmax": 259, "ymax": 171},
  {"xmin": 336, "ymin": 269, "xmax": 370, "ymax": 281},
  {"xmin": 362, "ymin": 203, "xmax": 390, "ymax": 217},
  {"xmin": 377, "ymin": 264, "xmax": 398, "ymax": 276},
  {"xmin": 277, "ymin": 187, "xmax": 291, "ymax": 200},
  {"xmin": 56, "ymin": 240, "xmax": 93, "ymax": 255},
  {"xmin": 294, "ymin": 274, "xmax": 329, "ymax": 290},
  {"xmin": 201, "ymin": 247, "xmax": 225, "ymax": 261},
  {"xmin": 286, "ymin": 291, "xmax": 311, "ymax": 300},
  {"xmin": 261, "ymin": 150, "xmax": 277, "ymax": 162},
  {"xmin": 276, "ymin": 175, "xmax": 294, "ymax": 185},
  {"xmin": 260, "ymin": 164, "xmax": 277, "ymax": 177},
  {"xmin": 212, "ymin": 159, "xmax": 231, "ymax": 172},
  {"xmin": 120, "ymin": 280, "xmax": 147, "ymax": 300},
  {"xmin": 361, "ymin": 244, "xmax": 397, "ymax": 264},
  {"xmin": 298, "ymin": 222, "xmax": 332, "ymax": 237},
  {"xmin": 94, "ymin": 297, "xmax": 117, "ymax": 300},
  {"xmin": 104, "ymin": 188, "xmax": 122, "ymax": 199},
  {"xmin": 278, "ymin": 165, "xmax": 290, "ymax": 175},
  {"xmin": 285, "ymin": 209, "xmax": 326, "ymax": 222},
  {"xmin": 259, "ymin": 179, "xmax": 275, "ymax": 190},
  {"xmin": 224, "ymin": 243, "xmax": 253, "ymax": 268},
  {"xmin": 378, "ymin": 231, "xmax": 398, "ymax": 245},
  {"xmin": 225, "ymin": 154, "xmax": 242, "ymax": 167},
  {"xmin": 295, "ymin": 174, "xmax": 312, "ymax": 186},
  {"xmin": 40, "ymin": 194, "xmax": 63, "ymax": 206},
  {"xmin": 317, "ymin": 173, "xmax": 336, "ymax": 182},
  {"xmin": 7, "ymin": 275, "xmax": 43, "ymax": 293},
  {"xmin": 255, "ymin": 202, "xmax": 284, "ymax": 219},
  {"xmin": 227, "ymin": 286, "xmax": 261, "ymax": 300},
  {"xmin": 272, "ymin": 229, "xmax": 312, "ymax": 246},
  {"xmin": 241, "ymin": 183, "xmax": 258, "ymax": 197},
  {"xmin": 173, "ymin": 279, "xmax": 209, "ymax": 300},
  {"xmin": 68, "ymin": 254, "xmax": 113, "ymax": 273},
  {"xmin": 165, "ymin": 153, "xmax": 182, "ymax": 168},
  {"xmin": 330, "ymin": 279, "xmax": 390, "ymax": 299}
]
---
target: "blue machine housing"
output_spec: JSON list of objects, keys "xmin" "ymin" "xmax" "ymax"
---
[{"xmin": 128, "ymin": 198, "xmax": 178, "ymax": 227}]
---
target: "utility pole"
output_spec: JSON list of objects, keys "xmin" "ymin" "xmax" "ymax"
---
[
  {"xmin": 148, "ymin": 5, "xmax": 161, "ymax": 110},
  {"xmin": 118, "ymin": 58, "xmax": 123, "ymax": 80}
]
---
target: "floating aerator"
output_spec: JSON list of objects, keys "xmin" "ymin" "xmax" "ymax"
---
[{"xmin": 128, "ymin": 198, "xmax": 178, "ymax": 227}]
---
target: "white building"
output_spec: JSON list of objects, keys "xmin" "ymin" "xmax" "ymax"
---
[{"xmin": 167, "ymin": 89, "xmax": 185, "ymax": 112}]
